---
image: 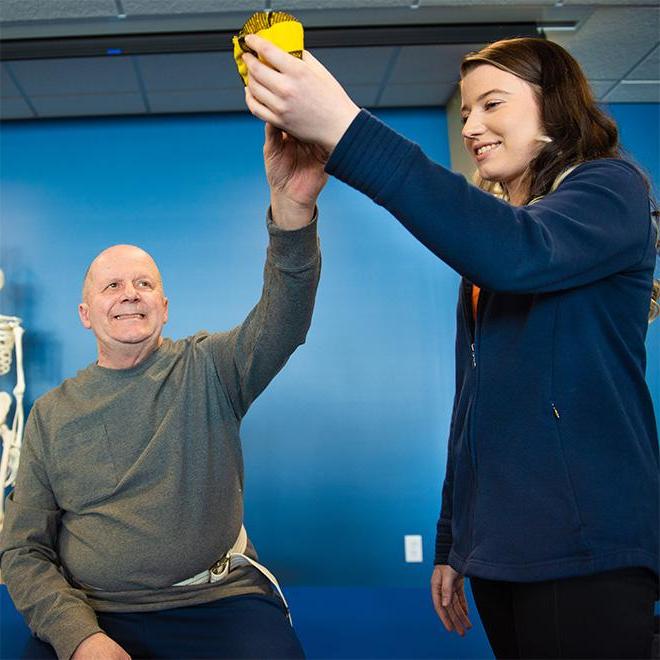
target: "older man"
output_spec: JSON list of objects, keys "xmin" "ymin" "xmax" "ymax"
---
[{"xmin": 0, "ymin": 124, "xmax": 326, "ymax": 660}]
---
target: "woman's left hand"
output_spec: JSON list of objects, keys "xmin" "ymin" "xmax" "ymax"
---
[
  {"xmin": 243, "ymin": 34, "xmax": 360, "ymax": 155},
  {"xmin": 431, "ymin": 564, "xmax": 473, "ymax": 636}
]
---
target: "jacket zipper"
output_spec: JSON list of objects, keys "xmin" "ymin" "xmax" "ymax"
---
[
  {"xmin": 552, "ymin": 402, "xmax": 560, "ymax": 419},
  {"xmin": 468, "ymin": 283, "xmax": 483, "ymax": 553}
]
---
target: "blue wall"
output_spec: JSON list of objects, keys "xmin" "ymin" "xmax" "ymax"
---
[
  {"xmin": 0, "ymin": 108, "xmax": 456, "ymax": 588},
  {"xmin": 1, "ymin": 103, "xmax": 658, "ymax": 594}
]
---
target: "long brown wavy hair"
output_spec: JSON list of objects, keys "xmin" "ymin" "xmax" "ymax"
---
[{"xmin": 460, "ymin": 37, "xmax": 659, "ymax": 321}]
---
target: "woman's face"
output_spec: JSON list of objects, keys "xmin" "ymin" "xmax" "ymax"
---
[{"xmin": 460, "ymin": 63, "xmax": 545, "ymax": 202}]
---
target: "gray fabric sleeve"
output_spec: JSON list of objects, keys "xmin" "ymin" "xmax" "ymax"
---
[
  {"xmin": 0, "ymin": 409, "xmax": 103, "ymax": 660},
  {"xmin": 209, "ymin": 211, "xmax": 321, "ymax": 419}
]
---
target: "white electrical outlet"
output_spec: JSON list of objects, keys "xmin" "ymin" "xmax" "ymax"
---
[{"xmin": 404, "ymin": 534, "xmax": 423, "ymax": 562}]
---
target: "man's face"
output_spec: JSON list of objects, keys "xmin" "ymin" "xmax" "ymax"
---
[{"xmin": 78, "ymin": 245, "xmax": 169, "ymax": 362}]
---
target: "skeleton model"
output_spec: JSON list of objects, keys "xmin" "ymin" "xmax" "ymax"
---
[{"xmin": 0, "ymin": 268, "xmax": 25, "ymax": 530}]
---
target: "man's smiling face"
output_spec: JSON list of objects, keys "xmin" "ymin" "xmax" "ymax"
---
[{"xmin": 78, "ymin": 245, "xmax": 169, "ymax": 366}]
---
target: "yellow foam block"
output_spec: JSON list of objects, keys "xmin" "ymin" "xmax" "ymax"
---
[{"xmin": 233, "ymin": 14, "xmax": 304, "ymax": 86}]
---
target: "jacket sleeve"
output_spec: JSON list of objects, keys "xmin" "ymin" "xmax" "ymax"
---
[
  {"xmin": 0, "ymin": 408, "xmax": 103, "ymax": 660},
  {"xmin": 208, "ymin": 211, "xmax": 321, "ymax": 420},
  {"xmin": 326, "ymin": 110, "xmax": 653, "ymax": 294}
]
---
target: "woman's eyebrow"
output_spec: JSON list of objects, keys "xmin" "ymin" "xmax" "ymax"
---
[{"xmin": 461, "ymin": 88, "xmax": 511, "ymax": 113}]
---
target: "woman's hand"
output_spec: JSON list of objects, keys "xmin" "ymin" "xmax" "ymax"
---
[
  {"xmin": 431, "ymin": 564, "xmax": 473, "ymax": 636},
  {"xmin": 243, "ymin": 34, "xmax": 360, "ymax": 155},
  {"xmin": 263, "ymin": 122, "xmax": 328, "ymax": 230}
]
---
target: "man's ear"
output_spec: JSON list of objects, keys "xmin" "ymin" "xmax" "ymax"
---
[
  {"xmin": 163, "ymin": 297, "xmax": 169, "ymax": 324},
  {"xmin": 78, "ymin": 302, "xmax": 92, "ymax": 329}
]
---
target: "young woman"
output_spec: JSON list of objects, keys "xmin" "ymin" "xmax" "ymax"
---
[{"xmin": 242, "ymin": 36, "xmax": 659, "ymax": 658}]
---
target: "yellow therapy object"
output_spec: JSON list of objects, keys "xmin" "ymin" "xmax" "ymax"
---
[{"xmin": 233, "ymin": 11, "xmax": 304, "ymax": 86}]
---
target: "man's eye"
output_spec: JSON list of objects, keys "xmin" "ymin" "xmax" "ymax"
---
[
  {"xmin": 107, "ymin": 282, "xmax": 118, "ymax": 289},
  {"xmin": 138, "ymin": 280, "xmax": 152, "ymax": 288}
]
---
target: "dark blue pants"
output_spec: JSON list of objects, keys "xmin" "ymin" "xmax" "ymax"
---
[{"xmin": 22, "ymin": 594, "xmax": 305, "ymax": 659}]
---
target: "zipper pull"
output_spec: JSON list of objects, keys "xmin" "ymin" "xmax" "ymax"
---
[
  {"xmin": 552, "ymin": 403, "xmax": 560, "ymax": 419},
  {"xmin": 470, "ymin": 343, "xmax": 476, "ymax": 368}
]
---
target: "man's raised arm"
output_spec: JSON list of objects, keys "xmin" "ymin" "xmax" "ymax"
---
[{"xmin": 208, "ymin": 123, "xmax": 327, "ymax": 418}]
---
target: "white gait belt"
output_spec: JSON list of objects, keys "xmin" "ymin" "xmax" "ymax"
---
[{"xmin": 173, "ymin": 525, "xmax": 292, "ymax": 624}]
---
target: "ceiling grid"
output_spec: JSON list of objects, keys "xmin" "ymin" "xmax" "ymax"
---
[{"xmin": 0, "ymin": 0, "xmax": 657, "ymax": 121}]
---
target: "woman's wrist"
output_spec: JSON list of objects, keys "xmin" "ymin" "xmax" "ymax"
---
[{"xmin": 322, "ymin": 102, "xmax": 361, "ymax": 155}]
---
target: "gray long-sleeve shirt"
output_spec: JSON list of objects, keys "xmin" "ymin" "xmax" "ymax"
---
[{"xmin": 0, "ymin": 215, "xmax": 321, "ymax": 659}]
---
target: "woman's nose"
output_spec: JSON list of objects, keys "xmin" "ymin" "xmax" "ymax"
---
[{"xmin": 461, "ymin": 113, "xmax": 485, "ymax": 140}]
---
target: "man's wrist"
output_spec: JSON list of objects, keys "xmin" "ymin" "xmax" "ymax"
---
[{"xmin": 270, "ymin": 195, "xmax": 316, "ymax": 231}]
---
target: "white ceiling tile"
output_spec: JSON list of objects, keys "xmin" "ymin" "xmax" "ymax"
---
[
  {"xmin": 138, "ymin": 52, "xmax": 240, "ymax": 91},
  {"xmin": 388, "ymin": 43, "xmax": 483, "ymax": 85},
  {"xmin": 0, "ymin": 0, "xmax": 117, "ymax": 22},
  {"xmin": 32, "ymin": 93, "xmax": 146, "ymax": 118},
  {"xmin": 604, "ymin": 81, "xmax": 660, "ymax": 103},
  {"xmin": 628, "ymin": 44, "xmax": 660, "ymax": 81},
  {"xmin": 310, "ymin": 47, "xmax": 396, "ymax": 86},
  {"xmin": 1, "ymin": 64, "xmax": 21, "ymax": 97},
  {"xmin": 549, "ymin": 8, "xmax": 660, "ymax": 79},
  {"xmin": 148, "ymin": 88, "xmax": 245, "ymax": 113},
  {"xmin": 379, "ymin": 81, "xmax": 456, "ymax": 107},
  {"xmin": 10, "ymin": 57, "xmax": 140, "ymax": 96},
  {"xmin": 0, "ymin": 96, "xmax": 34, "ymax": 120}
]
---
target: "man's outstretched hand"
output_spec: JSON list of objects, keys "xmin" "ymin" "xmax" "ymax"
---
[
  {"xmin": 72, "ymin": 632, "xmax": 131, "ymax": 660},
  {"xmin": 264, "ymin": 122, "xmax": 328, "ymax": 230}
]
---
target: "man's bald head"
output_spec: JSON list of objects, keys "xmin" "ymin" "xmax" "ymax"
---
[
  {"xmin": 82, "ymin": 245, "xmax": 163, "ymax": 303},
  {"xmin": 78, "ymin": 244, "xmax": 169, "ymax": 368}
]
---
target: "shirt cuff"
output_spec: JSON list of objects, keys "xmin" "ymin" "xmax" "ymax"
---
[
  {"xmin": 48, "ymin": 607, "xmax": 103, "ymax": 660},
  {"xmin": 434, "ymin": 518, "xmax": 453, "ymax": 565},
  {"xmin": 266, "ymin": 208, "xmax": 320, "ymax": 271}
]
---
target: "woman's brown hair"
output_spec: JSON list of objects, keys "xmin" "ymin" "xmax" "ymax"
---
[{"xmin": 461, "ymin": 37, "xmax": 659, "ymax": 321}]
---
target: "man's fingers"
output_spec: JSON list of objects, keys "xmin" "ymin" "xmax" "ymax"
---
[
  {"xmin": 264, "ymin": 122, "xmax": 285, "ymax": 152},
  {"xmin": 265, "ymin": 122, "xmax": 282, "ymax": 142}
]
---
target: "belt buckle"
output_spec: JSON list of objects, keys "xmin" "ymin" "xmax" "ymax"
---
[{"xmin": 210, "ymin": 553, "xmax": 230, "ymax": 578}]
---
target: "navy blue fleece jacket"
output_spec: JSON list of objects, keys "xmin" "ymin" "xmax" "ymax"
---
[{"xmin": 326, "ymin": 110, "xmax": 658, "ymax": 582}]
